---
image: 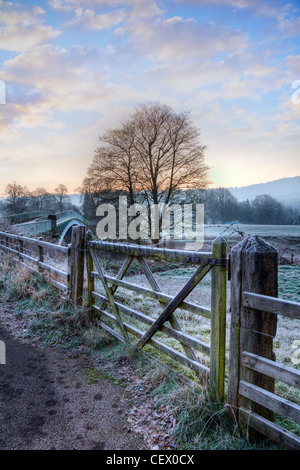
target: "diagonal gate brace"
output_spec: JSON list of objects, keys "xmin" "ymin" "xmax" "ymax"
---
[
  {"xmin": 136, "ymin": 262, "xmax": 212, "ymax": 351},
  {"xmin": 136, "ymin": 256, "xmax": 198, "ymax": 361},
  {"xmin": 90, "ymin": 248, "xmax": 130, "ymax": 343},
  {"xmin": 98, "ymin": 254, "xmax": 134, "ymax": 310}
]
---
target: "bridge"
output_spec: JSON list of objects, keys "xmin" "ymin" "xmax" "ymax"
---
[{"xmin": 10, "ymin": 210, "xmax": 89, "ymax": 245}]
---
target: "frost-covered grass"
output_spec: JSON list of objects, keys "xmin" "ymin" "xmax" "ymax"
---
[
  {"xmin": 278, "ymin": 265, "xmax": 300, "ymax": 302},
  {"xmin": 203, "ymin": 224, "xmax": 300, "ymax": 239},
  {"xmin": 276, "ymin": 265, "xmax": 300, "ymax": 369},
  {"xmin": 93, "ymin": 259, "xmax": 300, "ymax": 382},
  {"xmin": 94, "ymin": 259, "xmax": 300, "ymax": 445}
]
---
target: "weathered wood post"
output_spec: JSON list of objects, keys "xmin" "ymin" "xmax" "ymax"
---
[
  {"xmin": 210, "ymin": 235, "xmax": 227, "ymax": 402},
  {"xmin": 227, "ymin": 235, "xmax": 278, "ymax": 440},
  {"xmin": 37, "ymin": 237, "xmax": 44, "ymax": 273},
  {"xmin": 85, "ymin": 231, "xmax": 95, "ymax": 320},
  {"xmin": 18, "ymin": 234, "xmax": 24, "ymax": 261},
  {"xmin": 68, "ymin": 225, "xmax": 86, "ymax": 306}
]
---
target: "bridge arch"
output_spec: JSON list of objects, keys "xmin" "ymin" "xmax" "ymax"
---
[
  {"xmin": 58, "ymin": 220, "xmax": 86, "ymax": 245},
  {"xmin": 12, "ymin": 210, "xmax": 89, "ymax": 240}
]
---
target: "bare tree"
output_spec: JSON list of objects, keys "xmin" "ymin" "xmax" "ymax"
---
[
  {"xmin": 130, "ymin": 102, "xmax": 209, "ymax": 206},
  {"xmin": 205, "ymin": 188, "xmax": 239, "ymax": 224},
  {"xmin": 3, "ymin": 181, "xmax": 29, "ymax": 214},
  {"xmin": 251, "ymin": 194, "xmax": 285, "ymax": 224},
  {"xmin": 31, "ymin": 187, "xmax": 48, "ymax": 211},
  {"xmin": 91, "ymin": 102, "xmax": 209, "ymax": 204},
  {"xmin": 84, "ymin": 101, "xmax": 210, "ymax": 241},
  {"xmin": 91, "ymin": 120, "xmax": 139, "ymax": 205},
  {"xmin": 55, "ymin": 184, "xmax": 70, "ymax": 212}
]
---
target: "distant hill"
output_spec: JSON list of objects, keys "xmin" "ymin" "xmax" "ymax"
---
[{"xmin": 228, "ymin": 176, "xmax": 300, "ymax": 208}]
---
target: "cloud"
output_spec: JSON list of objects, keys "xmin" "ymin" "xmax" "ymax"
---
[
  {"xmin": 274, "ymin": 92, "xmax": 300, "ymax": 128},
  {"xmin": 120, "ymin": 15, "xmax": 249, "ymax": 63},
  {"xmin": 15, "ymin": 110, "xmax": 66, "ymax": 130},
  {"xmin": 67, "ymin": 7, "xmax": 125, "ymax": 30},
  {"xmin": 49, "ymin": 0, "xmax": 162, "ymax": 22},
  {"xmin": 2, "ymin": 44, "xmax": 108, "ymax": 109},
  {"xmin": 0, "ymin": 41, "xmax": 149, "ymax": 137},
  {"xmin": 174, "ymin": 0, "xmax": 299, "ymax": 36},
  {"xmin": 174, "ymin": 0, "xmax": 288, "ymax": 15},
  {"xmin": 0, "ymin": 121, "xmax": 20, "ymax": 143},
  {"xmin": 48, "ymin": 0, "xmax": 76, "ymax": 11},
  {"xmin": 0, "ymin": 45, "xmax": 106, "ymax": 133},
  {"xmin": 124, "ymin": 0, "xmax": 162, "ymax": 21},
  {"xmin": 278, "ymin": 14, "xmax": 300, "ymax": 37},
  {"xmin": 142, "ymin": 44, "xmax": 288, "ymax": 107},
  {"xmin": 0, "ymin": 3, "xmax": 61, "ymax": 52},
  {"xmin": 286, "ymin": 54, "xmax": 300, "ymax": 76}
]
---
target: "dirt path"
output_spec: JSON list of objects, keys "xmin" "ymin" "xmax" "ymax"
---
[{"xmin": 0, "ymin": 322, "xmax": 147, "ymax": 450}]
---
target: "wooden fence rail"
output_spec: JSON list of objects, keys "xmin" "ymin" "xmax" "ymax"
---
[
  {"xmin": 0, "ymin": 230, "xmax": 69, "ymax": 293},
  {"xmin": 0, "ymin": 226, "xmax": 86, "ymax": 301},
  {"xmin": 243, "ymin": 292, "xmax": 300, "ymax": 319}
]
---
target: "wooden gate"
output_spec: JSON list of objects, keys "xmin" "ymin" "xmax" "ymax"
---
[{"xmin": 86, "ymin": 233, "xmax": 228, "ymax": 401}]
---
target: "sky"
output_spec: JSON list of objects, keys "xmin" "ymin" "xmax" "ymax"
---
[{"xmin": 0, "ymin": 0, "xmax": 299, "ymax": 196}]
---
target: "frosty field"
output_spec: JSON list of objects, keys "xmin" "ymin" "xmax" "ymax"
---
[
  {"xmin": 93, "ymin": 250, "xmax": 300, "ymax": 384},
  {"xmin": 183, "ymin": 224, "xmax": 300, "ymax": 264},
  {"xmin": 203, "ymin": 224, "xmax": 300, "ymax": 239},
  {"xmin": 94, "ymin": 223, "xmax": 300, "ymax": 373}
]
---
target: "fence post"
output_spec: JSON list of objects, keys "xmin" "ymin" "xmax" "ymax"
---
[
  {"xmin": 37, "ymin": 237, "xmax": 44, "ymax": 273},
  {"xmin": 18, "ymin": 233, "xmax": 24, "ymax": 261},
  {"xmin": 86, "ymin": 231, "xmax": 94, "ymax": 320},
  {"xmin": 210, "ymin": 235, "xmax": 227, "ymax": 402},
  {"xmin": 68, "ymin": 225, "xmax": 86, "ymax": 306},
  {"xmin": 227, "ymin": 235, "xmax": 278, "ymax": 439}
]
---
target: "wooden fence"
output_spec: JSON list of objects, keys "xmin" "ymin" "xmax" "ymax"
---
[
  {"xmin": 0, "ymin": 227, "xmax": 299, "ymax": 449},
  {"xmin": 227, "ymin": 235, "xmax": 300, "ymax": 450},
  {"xmin": 0, "ymin": 230, "xmax": 69, "ymax": 293},
  {"xmin": 0, "ymin": 226, "xmax": 86, "ymax": 303}
]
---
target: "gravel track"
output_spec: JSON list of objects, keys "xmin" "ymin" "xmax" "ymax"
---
[{"xmin": 0, "ymin": 322, "xmax": 146, "ymax": 450}]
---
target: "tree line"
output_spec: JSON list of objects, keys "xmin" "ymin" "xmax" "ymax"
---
[
  {"xmin": 0, "ymin": 182, "xmax": 76, "ymax": 216},
  {"xmin": 204, "ymin": 188, "xmax": 299, "ymax": 225},
  {"xmin": 80, "ymin": 186, "xmax": 299, "ymax": 228}
]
